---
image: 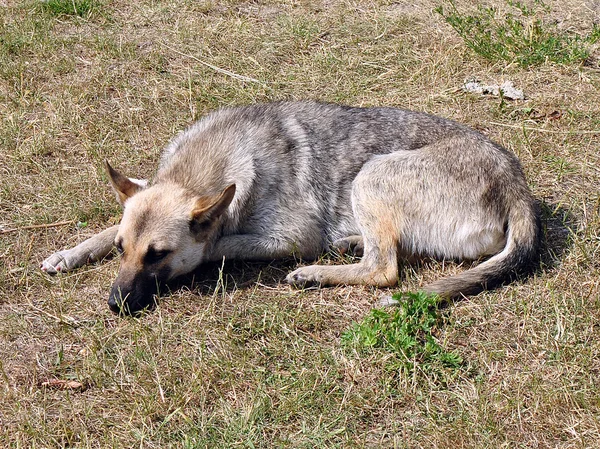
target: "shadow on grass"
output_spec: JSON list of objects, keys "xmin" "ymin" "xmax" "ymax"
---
[
  {"xmin": 539, "ymin": 199, "xmax": 577, "ymax": 270},
  {"xmin": 161, "ymin": 258, "xmax": 299, "ymax": 298}
]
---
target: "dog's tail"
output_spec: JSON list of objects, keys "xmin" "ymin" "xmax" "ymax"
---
[{"xmin": 423, "ymin": 198, "xmax": 541, "ymax": 299}]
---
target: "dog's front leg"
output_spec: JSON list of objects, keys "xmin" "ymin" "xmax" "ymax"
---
[
  {"xmin": 41, "ymin": 225, "xmax": 119, "ymax": 274},
  {"xmin": 208, "ymin": 234, "xmax": 315, "ymax": 262}
]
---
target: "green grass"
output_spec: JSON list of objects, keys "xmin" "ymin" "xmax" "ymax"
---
[
  {"xmin": 436, "ymin": 0, "xmax": 600, "ymax": 66},
  {"xmin": 41, "ymin": 0, "xmax": 98, "ymax": 17},
  {"xmin": 1, "ymin": 0, "xmax": 600, "ymax": 447},
  {"xmin": 342, "ymin": 292, "xmax": 463, "ymax": 383}
]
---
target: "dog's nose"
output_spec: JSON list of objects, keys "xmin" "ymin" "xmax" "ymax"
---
[
  {"xmin": 108, "ymin": 284, "xmax": 157, "ymax": 316},
  {"xmin": 108, "ymin": 285, "xmax": 132, "ymax": 315},
  {"xmin": 107, "ymin": 293, "xmax": 123, "ymax": 314}
]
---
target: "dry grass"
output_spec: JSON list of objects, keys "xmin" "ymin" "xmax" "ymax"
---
[{"xmin": 1, "ymin": 0, "xmax": 599, "ymax": 447}]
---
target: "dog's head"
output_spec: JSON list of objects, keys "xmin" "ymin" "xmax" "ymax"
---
[{"xmin": 105, "ymin": 161, "xmax": 235, "ymax": 315}]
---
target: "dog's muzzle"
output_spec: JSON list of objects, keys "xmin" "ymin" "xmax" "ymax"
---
[{"xmin": 108, "ymin": 271, "xmax": 160, "ymax": 316}]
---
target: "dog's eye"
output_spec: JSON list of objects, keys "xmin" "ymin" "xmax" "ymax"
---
[
  {"xmin": 145, "ymin": 247, "xmax": 171, "ymax": 264},
  {"xmin": 114, "ymin": 241, "xmax": 124, "ymax": 255}
]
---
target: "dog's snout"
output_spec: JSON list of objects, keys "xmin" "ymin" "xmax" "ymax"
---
[
  {"xmin": 108, "ymin": 270, "xmax": 161, "ymax": 316},
  {"xmin": 108, "ymin": 286, "xmax": 126, "ymax": 314},
  {"xmin": 107, "ymin": 296, "xmax": 120, "ymax": 314}
]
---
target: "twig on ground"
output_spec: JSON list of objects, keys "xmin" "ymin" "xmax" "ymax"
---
[
  {"xmin": 159, "ymin": 41, "xmax": 264, "ymax": 85},
  {"xmin": 0, "ymin": 220, "xmax": 73, "ymax": 235}
]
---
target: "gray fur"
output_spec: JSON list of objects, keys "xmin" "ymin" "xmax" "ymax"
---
[{"xmin": 42, "ymin": 101, "xmax": 540, "ymax": 313}]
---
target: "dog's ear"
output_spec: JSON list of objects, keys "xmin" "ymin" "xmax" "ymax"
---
[
  {"xmin": 190, "ymin": 184, "xmax": 236, "ymax": 234},
  {"xmin": 105, "ymin": 160, "xmax": 146, "ymax": 206}
]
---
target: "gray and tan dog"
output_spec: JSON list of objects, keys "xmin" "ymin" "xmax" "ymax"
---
[{"xmin": 41, "ymin": 101, "xmax": 540, "ymax": 314}]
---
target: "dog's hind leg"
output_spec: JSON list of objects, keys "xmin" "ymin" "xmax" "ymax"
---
[
  {"xmin": 41, "ymin": 225, "xmax": 119, "ymax": 274},
  {"xmin": 286, "ymin": 240, "xmax": 399, "ymax": 287},
  {"xmin": 287, "ymin": 158, "xmax": 403, "ymax": 288}
]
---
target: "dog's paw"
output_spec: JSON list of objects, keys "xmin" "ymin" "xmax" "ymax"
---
[
  {"xmin": 332, "ymin": 236, "xmax": 364, "ymax": 257},
  {"xmin": 285, "ymin": 266, "xmax": 323, "ymax": 288},
  {"xmin": 40, "ymin": 250, "xmax": 79, "ymax": 275}
]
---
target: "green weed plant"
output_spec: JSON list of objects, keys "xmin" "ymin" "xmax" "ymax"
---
[
  {"xmin": 342, "ymin": 292, "xmax": 462, "ymax": 382},
  {"xmin": 436, "ymin": 0, "xmax": 600, "ymax": 67}
]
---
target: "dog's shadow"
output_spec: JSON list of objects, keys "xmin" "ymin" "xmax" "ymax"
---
[
  {"xmin": 161, "ymin": 258, "xmax": 298, "ymax": 299},
  {"xmin": 160, "ymin": 199, "xmax": 576, "ymax": 303},
  {"xmin": 538, "ymin": 199, "xmax": 576, "ymax": 271}
]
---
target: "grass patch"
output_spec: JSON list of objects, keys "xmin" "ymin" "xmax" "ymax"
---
[
  {"xmin": 41, "ymin": 0, "xmax": 98, "ymax": 17},
  {"xmin": 436, "ymin": 0, "xmax": 600, "ymax": 66},
  {"xmin": 342, "ymin": 292, "xmax": 463, "ymax": 383}
]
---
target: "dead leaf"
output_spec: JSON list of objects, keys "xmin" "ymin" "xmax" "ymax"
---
[
  {"xmin": 528, "ymin": 110, "xmax": 563, "ymax": 122},
  {"xmin": 547, "ymin": 110, "xmax": 562, "ymax": 120},
  {"xmin": 529, "ymin": 109, "xmax": 546, "ymax": 121}
]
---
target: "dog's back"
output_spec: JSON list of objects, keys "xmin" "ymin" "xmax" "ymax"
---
[
  {"xmin": 157, "ymin": 102, "xmax": 540, "ymax": 253},
  {"xmin": 156, "ymin": 102, "xmax": 517, "ymax": 254}
]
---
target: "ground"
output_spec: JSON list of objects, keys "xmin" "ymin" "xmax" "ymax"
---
[{"xmin": 1, "ymin": 0, "xmax": 599, "ymax": 447}]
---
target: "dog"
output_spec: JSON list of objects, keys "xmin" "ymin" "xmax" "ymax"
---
[{"xmin": 41, "ymin": 101, "xmax": 541, "ymax": 314}]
